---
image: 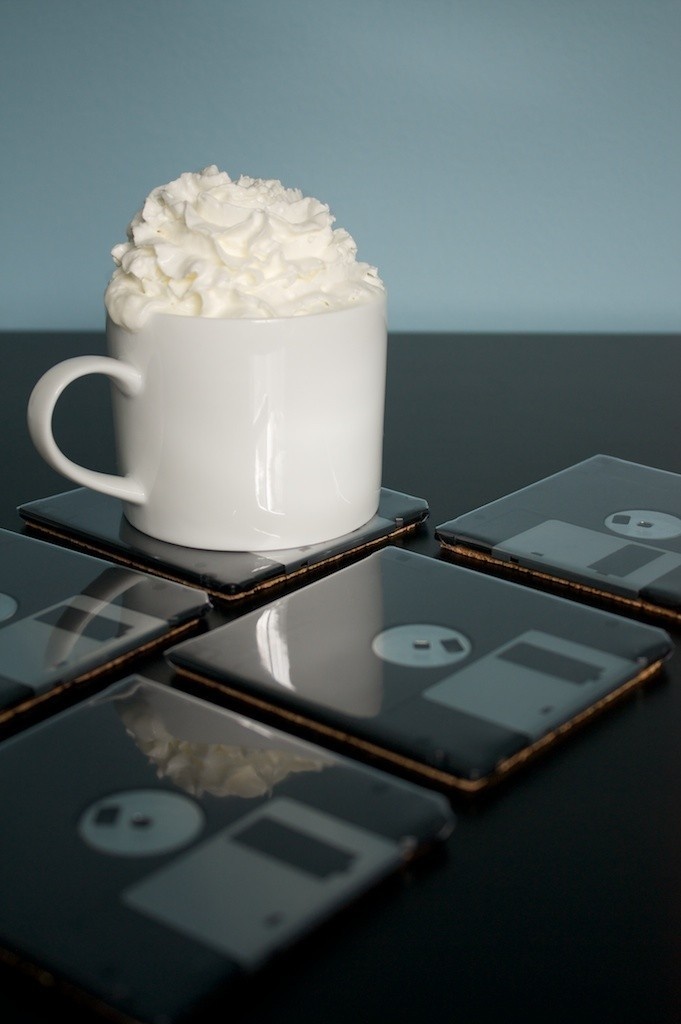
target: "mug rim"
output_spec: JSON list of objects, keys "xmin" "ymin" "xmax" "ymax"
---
[{"xmin": 105, "ymin": 289, "xmax": 387, "ymax": 333}]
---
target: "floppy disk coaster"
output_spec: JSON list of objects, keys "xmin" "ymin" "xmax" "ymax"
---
[
  {"xmin": 435, "ymin": 455, "xmax": 681, "ymax": 625},
  {"xmin": 166, "ymin": 546, "xmax": 672, "ymax": 794},
  {"xmin": 0, "ymin": 528, "xmax": 210, "ymax": 733},
  {"xmin": 0, "ymin": 675, "xmax": 453, "ymax": 1024},
  {"xmin": 18, "ymin": 486, "xmax": 428, "ymax": 604}
]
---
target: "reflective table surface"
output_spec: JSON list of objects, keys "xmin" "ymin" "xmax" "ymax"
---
[{"xmin": 2, "ymin": 329, "xmax": 681, "ymax": 1024}]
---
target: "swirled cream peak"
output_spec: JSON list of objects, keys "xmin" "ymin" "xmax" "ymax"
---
[{"xmin": 104, "ymin": 165, "xmax": 384, "ymax": 330}]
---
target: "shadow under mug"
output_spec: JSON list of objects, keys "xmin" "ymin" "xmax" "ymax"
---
[{"xmin": 27, "ymin": 296, "xmax": 387, "ymax": 551}]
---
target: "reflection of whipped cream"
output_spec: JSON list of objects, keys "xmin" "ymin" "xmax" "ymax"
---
[
  {"xmin": 119, "ymin": 694, "xmax": 326, "ymax": 799},
  {"xmin": 105, "ymin": 165, "xmax": 384, "ymax": 331}
]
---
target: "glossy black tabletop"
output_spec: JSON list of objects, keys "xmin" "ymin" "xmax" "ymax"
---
[{"xmin": 2, "ymin": 329, "xmax": 681, "ymax": 1024}]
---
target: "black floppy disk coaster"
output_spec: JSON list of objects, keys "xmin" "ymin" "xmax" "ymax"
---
[
  {"xmin": 0, "ymin": 528, "xmax": 210, "ymax": 733},
  {"xmin": 0, "ymin": 674, "xmax": 453, "ymax": 1024},
  {"xmin": 435, "ymin": 455, "xmax": 681, "ymax": 624},
  {"xmin": 167, "ymin": 546, "xmax": 672, "ymax": 794},
  {"xmin": 18, "ymin": 486, "xmax": 428, "ymax": 603}
]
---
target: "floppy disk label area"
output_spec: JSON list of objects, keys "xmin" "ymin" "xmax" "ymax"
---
[
  {"xmin": 493, "ymin": 520, "xmax": 681, "ymax": 597},
  {"xmin": 123, "ymin": 796, "xmax": 399, "ymax": 970},
  {"xmin": 423, "ymin": 629, "xmax": 634, "ymax": 740}
]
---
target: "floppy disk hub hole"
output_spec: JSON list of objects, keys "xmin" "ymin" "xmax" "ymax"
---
[
  {"xmin": 605, "ymin": 509, "xmax": 681, "ymax": 540},
  {"xmin": 372, "ymin": 624, "xmax": 472, "ymax": 668},
  {"xmin": 0, "ymin": 592, "xmax": 18, "ymax": 622},
  {"xmin": 131, "ymin": 813, "xmax": 153, "ymax": 829},
  {"xmin": 79, "ymin": 789, "xmax": 204, "ymax": 857}
]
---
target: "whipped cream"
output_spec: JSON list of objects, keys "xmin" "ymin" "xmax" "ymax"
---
[
  {"xmin": 118, "ymin": 696, "xmax": 327, "ymax": 799},
  {"xmin": 105, "ymin": 165, "xmax": 384, "ymax": 331}
]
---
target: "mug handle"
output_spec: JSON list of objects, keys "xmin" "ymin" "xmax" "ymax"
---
[{"xmin": 27, "ymin": 355, "xmax": 146, "ymax": 504}]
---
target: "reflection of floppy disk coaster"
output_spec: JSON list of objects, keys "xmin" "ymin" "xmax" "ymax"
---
[
  {"xmin": 19, "ymin": 487, "xmax": 428, "ymax": 604},
  {"xmin": 435, "ymin": 455, "xmax": 681, "ymax": 625},
  {"xmin": 167, "ymin": 546, "xmax": 672, "ymax": 794}
]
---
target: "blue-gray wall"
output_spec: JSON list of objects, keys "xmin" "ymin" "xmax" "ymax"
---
[{"xmin": 2, "ymin": 0, "xmax": 680, "ymax": 333}]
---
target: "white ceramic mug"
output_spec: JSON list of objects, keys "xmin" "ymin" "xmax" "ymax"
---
[{"xmin": 27, "ymin": 295, "xmax": 387, "ymax": 551}]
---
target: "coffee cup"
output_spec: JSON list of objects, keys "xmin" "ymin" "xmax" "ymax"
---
[{"xmin": 27, "ymin": 295, "xmax": 387, "ymax": 551}]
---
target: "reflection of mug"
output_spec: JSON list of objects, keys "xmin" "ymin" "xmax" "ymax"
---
[
  {"xmin": 217, "ymin": 549, "xmax": 386, "ymax": 716},
  {"xmin": 27, "ymin": 296, "xmax": 387, "ymax": 551}
]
